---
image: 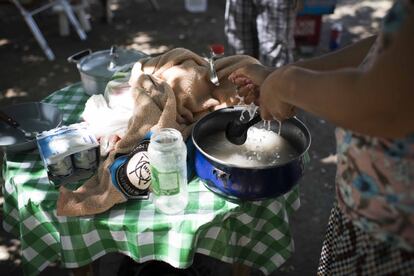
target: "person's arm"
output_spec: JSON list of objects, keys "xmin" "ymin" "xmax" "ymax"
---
[
  {"xmin": 273, "ymin": 10, "xmax": 414, "ymax": 138},
  {"xmin": 293, "ymin": 35, "xmax": 377, "ymax": 71},
  {"xmin": 230, "ymin": 36, "xmax": 378, "ymax": 104}
]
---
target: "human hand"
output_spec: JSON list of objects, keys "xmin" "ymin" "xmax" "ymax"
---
[
  {"xmin": 259, "ymin": 67, "xmax": 296, "ymax": 121},
  {"xmin": 228, "ymin": 64, "xmax": 274, "ymax": 105},
  {"xmin": 229, "ymin": 64, "xmax": 296, "ymax": 121}
]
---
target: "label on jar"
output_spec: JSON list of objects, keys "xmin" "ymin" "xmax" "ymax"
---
[{"xmin": 150, "ymin": 166, "xmax": 180, "ymax": 196}]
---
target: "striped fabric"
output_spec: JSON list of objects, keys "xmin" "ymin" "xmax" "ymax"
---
[{"xmin": 224, "ymin": 0, "xmax": 296, "ymax": 67}]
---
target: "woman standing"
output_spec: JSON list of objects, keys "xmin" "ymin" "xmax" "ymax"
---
[{"xmin": 229, "ymin": 0, "xmax": 414, "ymax": 274}]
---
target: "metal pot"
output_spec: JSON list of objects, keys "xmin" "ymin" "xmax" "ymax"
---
[
  {"xmin": 68, "ymin": 46, "xmax": 147, "ymax": 95},
  {"xmin": 192, "ymin": 106, "xmax": 311, "ymax": 202}
]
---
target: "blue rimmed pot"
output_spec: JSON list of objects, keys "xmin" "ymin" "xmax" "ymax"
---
[{"xmin": 191, "ymin": 106, "xmax": 311, "ymax": 202}]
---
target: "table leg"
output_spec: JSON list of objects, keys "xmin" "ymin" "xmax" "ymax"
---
[
  {"xmin": 69, "ymin": 263, "xmax": 93, "ymax": 276},
  {"xmin": 232, "ymin": 262, "xmax": 251, "ymax": 276}
]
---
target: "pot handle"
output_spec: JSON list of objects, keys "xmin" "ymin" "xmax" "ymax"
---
[
  {"xmin": 67, "ymin": 49, "xmax": 92, "ymax": 64},
  {"xmin": 108, "ymin": 45, "xmax": 119, "ymax": 70},
  {"xmin": 213, "ymin": 168, "xmax": 231, "ymax": 189},
  {"xmin": 0, "ymin": 110, "xmax": 20, "ymax": 128}
]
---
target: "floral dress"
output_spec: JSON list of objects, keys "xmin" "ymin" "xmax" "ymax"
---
[{"xmin": 318, "ymin": 1, "xmax": 414, "ymax": 275}]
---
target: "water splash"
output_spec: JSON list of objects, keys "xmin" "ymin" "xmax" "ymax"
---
[
  {"xmin": 240, "ymin": 103, "xmax": 258, "ymax": 122},
  {"xmin": 277, "ymin": 119, "xmax": 282, "ymax": 135},
  {"xmin": 262, "ymin": 119, "xmax": 281, "ymax": 135}
]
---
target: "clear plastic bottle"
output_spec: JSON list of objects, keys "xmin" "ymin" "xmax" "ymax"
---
[
  {"xmin": 148, "ymin": 128, "xmax": 188, "ymax": 215},
  {"xmin": 184, "ymin": 0, "xmax": 207, "ymax": 13},
  {"xmin": 329, "ymin": 22, "xmax": 343, "ymax": 51}
]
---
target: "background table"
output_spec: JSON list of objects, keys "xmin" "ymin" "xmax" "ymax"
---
[{"xmin": 1, "ymin": 83, "xmax": 300, "ymax": 276}]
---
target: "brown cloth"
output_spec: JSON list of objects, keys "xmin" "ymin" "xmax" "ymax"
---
[{"xmin": 56, "ymin": 48, "xmax": 260, "ymax": 217}]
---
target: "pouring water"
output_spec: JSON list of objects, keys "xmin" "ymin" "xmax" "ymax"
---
[{"xmin": 226, "ymin": 99, "xmax": 282, "ymax": 145}]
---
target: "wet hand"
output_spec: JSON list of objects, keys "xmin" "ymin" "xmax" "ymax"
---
[
  {"xmin": 260, "ymin": 67, "xmax": 296, "ymax": 121},
  {"xmin": 233, "ymin": 77, "xmax": 259, "ymax": 105},
  {"xmin": 229, "ymin": 64, "xmax": 273, "ymax": 105}
]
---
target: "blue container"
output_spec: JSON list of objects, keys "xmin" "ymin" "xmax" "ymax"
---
[
  {"xmin": 192, "ymin": 107, "xmax": 311, "ymax": 202},
  {"xmin": 299, "ymin": 0, "xmax": 337, "ymax": 15}
]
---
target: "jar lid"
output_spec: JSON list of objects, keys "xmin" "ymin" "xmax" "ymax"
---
[{"xmin": 79, "ymin": 48, "xmax": 146, "ymax": 78}]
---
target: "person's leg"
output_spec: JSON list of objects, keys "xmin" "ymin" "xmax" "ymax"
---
[
  {"xmin": 225, "ymin": 0, "xmax": 258, "ymax": 58},
  {"xmin": 256, "ymin": 0, "xmax": 296, "ymax": 67}
]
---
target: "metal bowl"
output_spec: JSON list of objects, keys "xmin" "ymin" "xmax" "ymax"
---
[
  {"xmin": 0, "ymin": 102, "xmax": 63, "ymax": 153},
  {"xmin": 192, "ymin": 106, "xmax": 311, "ymax": 202}
]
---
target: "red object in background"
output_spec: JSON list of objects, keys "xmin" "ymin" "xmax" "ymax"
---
[
  {"xmin": 210, "ymin": 44, "xmax": 225, "ymax": 55},
  {"xmin": 294, "ymin": 15, "xmax": 322, "ymax": 47}
]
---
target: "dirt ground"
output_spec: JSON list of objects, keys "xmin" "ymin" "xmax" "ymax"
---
[{"xmin": 0, "ymin": 0, "xmax": 391, "ymax": 275}]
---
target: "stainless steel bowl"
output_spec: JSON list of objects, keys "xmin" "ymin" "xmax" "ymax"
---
[{"xmin": 0, "ymin": 102, "xmax": 63, "ymax": 153}]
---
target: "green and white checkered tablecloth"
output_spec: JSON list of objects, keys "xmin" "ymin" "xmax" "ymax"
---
[{"xmin": 1, "ymin": 83, "xmax": 300, "ymax": 276}]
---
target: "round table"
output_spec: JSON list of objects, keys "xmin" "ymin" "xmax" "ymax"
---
[{"xmin": 1, "ymin": 83, "xmax": 300, "ymax": 276}]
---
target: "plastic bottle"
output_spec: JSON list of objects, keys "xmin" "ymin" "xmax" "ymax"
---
[
  {"xmin": 329, "ymin": 22, "xmax": 343, "ymax": 51},
  {"xmin": 184, "ymin": 0, "xmax": 207, "ymax": 13},
  {"xmin": 148, "ymin": 128, "xmax": 188, "ymax": 215}
]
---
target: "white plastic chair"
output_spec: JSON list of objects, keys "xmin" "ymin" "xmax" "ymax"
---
[{"xmin": 11, "ymin": 0, "xmax": 87, "ymax": 60}]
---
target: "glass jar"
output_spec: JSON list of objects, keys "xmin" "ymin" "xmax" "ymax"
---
[{"xmin": 148, "ymin": 128, "xmax": 188, "ymax": 215}]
